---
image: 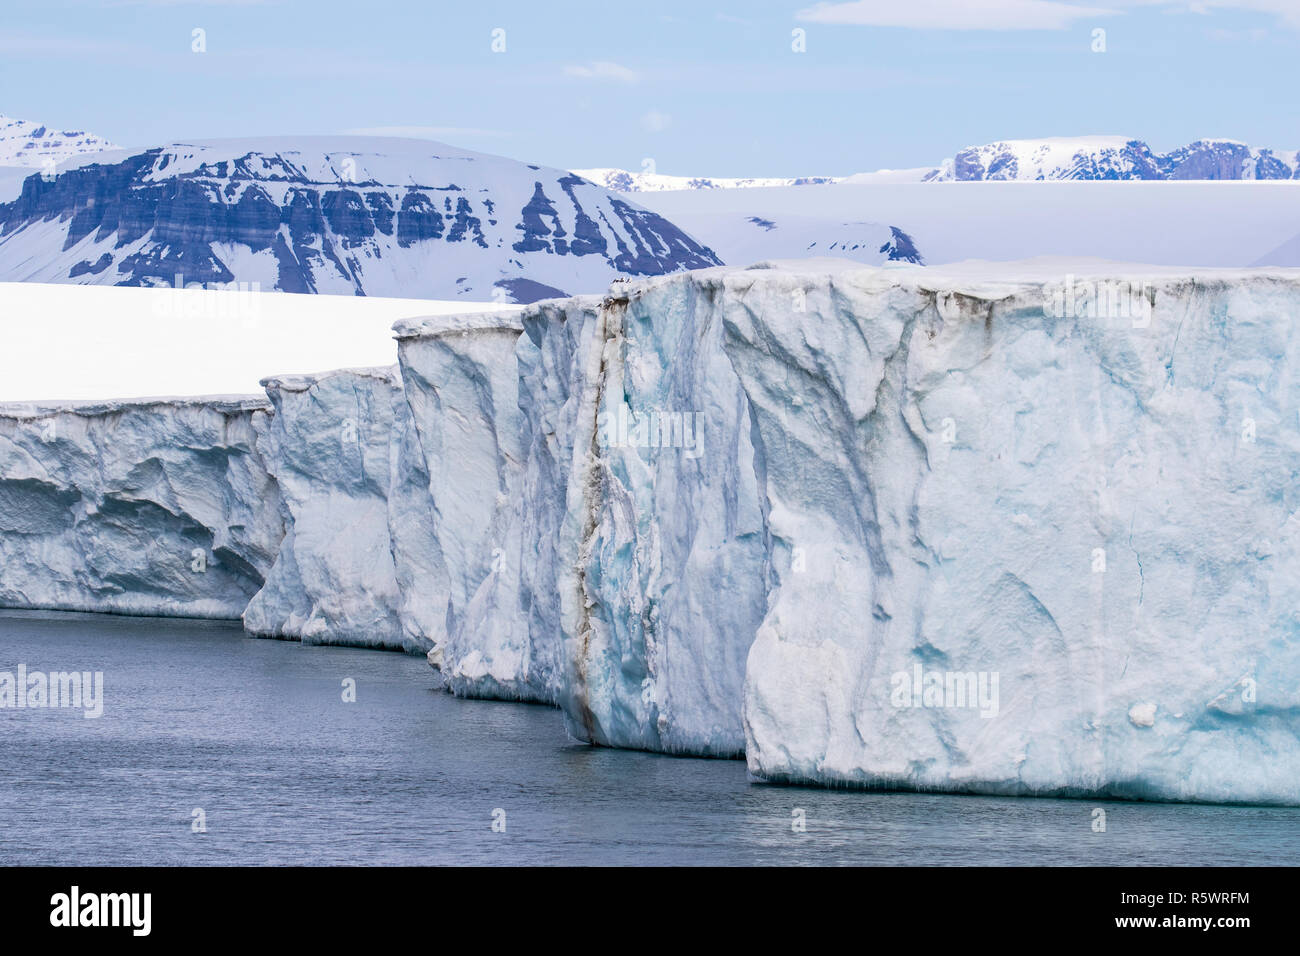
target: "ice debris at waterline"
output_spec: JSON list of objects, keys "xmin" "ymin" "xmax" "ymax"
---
[{"xmin": 3, "ymin": 259, "xmax": 1300, "ymax": 804}]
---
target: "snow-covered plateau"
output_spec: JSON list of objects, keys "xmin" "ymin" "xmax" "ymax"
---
[
  {"xmin": 3, "ymin": 260, "xmax": 1299, "ymax": 803},
  {"xmin": 634, "ymin": 179, "xmax": 1300, "ymax": 270},
  {"xmin": 579, "ymin": 137, "xmax": 1300, "ymax": 192}
]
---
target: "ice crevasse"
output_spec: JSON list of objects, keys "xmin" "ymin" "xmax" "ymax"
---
[{"xmin": 3, "ymin": 259, "xmax": 1300, "ymax": 803}]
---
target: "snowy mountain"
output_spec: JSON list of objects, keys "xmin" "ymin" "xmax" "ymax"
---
[
  {"xmin": 573, "ymin": 167, "xmax": 840, "ymax": 192},
  {"xmin": 575, "ymin": 136, "xmax": 1300, "ymax": 194},
  {"xmin": 0, "ymin": 137, "xmax": 721, "ymax": 302},
  {"xmin": 923, "ymin": 136, "xmax": 1300, "ymax": 181},
  {"xmin": 0, "ymin": 114, "xmax": 116, "ymax": 168}
]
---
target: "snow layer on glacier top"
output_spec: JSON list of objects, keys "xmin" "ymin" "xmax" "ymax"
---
[
  {"xmin": 0, "ymin": 282, "xmax": 507, "ymax": 403},
  {"xmin": 392, "ymin": 310, "xmax": 525, "ymax": 340},
  {"xmin": 737, "ymin": 254, "xmax": 1300, "ymax": 283},
  {"xmin": 0, "ymin": 395, "xmax": 271, "ymax": 418},
  {"xmin": 616, "ymin": 256, "xmax": 1300, "ymax": 300},
  {"xmin": 260, "ymin": 365, "xmax": 399, "ymax": 392}
]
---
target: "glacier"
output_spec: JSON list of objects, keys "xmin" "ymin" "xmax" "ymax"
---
[
  {"xmin": 393, "ymin": 312, "xmax": 537, "ymax": 693},
  {"xmin": 716, "ymin": 262, "xmax": 1300, "ymax": 805},
  {"xmin": 3, "ymin": 259, "xmax": 1300, "ymax": 803},
  {"xmin": 0, "ymin": 396, "xmax": 282, "ymax": 618},
  {"xmin": 241, "ymin": 367, "xmax": 438, "ymax": 653}
]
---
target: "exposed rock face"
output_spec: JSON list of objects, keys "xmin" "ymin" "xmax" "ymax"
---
[
  {"xmin": 0, "ymin": 138, "xmax": 723, "ymax": 302},
  {"xmin": 0, "ymin": 397, "xmax": 282, "ymax": 618}
]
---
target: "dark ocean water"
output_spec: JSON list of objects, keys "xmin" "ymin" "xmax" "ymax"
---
[{"xmin": 2, "ymin": 609, "xmax": 1298, "ymax": 866}]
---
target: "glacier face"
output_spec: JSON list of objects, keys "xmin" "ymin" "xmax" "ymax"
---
[
  {"xmin": 455, "ymin": 261, "xmax": 1300, "ymax": 797},
  {"xmin": 541, "ymin": 282, "xmax": 766, "ymax": 755},
  {"xmin": 241, "ymin": 367, "xmax": 438, "ymax": 653},
  {"xmin": 4, "ymin": 260, "xmax": 1300, "ymax": 803},
  {"xmin": 0, "ymin": 397, "xmax": 282, "ymax": 618},
  {"xmin": 393, "ymin": 314, "xmax": 538, "ymax": 693},
  {"xmin": 713, "ymin": 264, "xmax": 1300, "ymax": 804},
  {"xmin": 398, "ymin": 288, "xmax": 767, "ymax": 753}
]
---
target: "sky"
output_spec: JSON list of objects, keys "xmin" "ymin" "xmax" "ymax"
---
[{"xmin": 1, "ymin": 0, "xmax": 1298, "ymax": 177}]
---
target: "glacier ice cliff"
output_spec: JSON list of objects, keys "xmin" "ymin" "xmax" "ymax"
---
[
  {"xmin": 393, "ymin": 313, "xmax": 538, "ymax": 693},
  {"xmin": 241, "ymin": 367, "xmax": 438, "ymax": 653},
  {"xmin": 528, "ymin": 283, "xmax": 766, "ymax": 756},
  {"xmin": 715, "ymin": 263, "xmax": 1300, "ymax": 804},
  {"xmin": 450, "ymin": 261, "xmax": 1300, "ymax": 797},
  {"xmin": 0, "ymin": 396, "xmax": 282, "ymax": 618},
  {"xmin": 4, "ymin": 259, "xmax": 1300, "ymax": 803},
  {"xmin": 394, "ymin": 290, "xmax": 766, "ymax": 756}
]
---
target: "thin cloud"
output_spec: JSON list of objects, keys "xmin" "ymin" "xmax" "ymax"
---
[
  {"xmin": 1154, "ymin": 0, "xmax": 1300, "ymax": 29},
  {"xmin": 640, "ymin": 110, "xmax": 672, "ymax": 133},
  {"xmin": 796, "ymin": 0, "xmax": 1118, "ymax": 30},
  {"xmin": 563, "ymin": 61, "xmax": 640, "ymax": 83}
]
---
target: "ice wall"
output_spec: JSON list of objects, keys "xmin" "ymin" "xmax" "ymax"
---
[
  {"xmin": 6, "ymin": 260, "xmax": 1300, "ymax": 804},
  {"xmin": 0, "ymin": 397, "xmax": 282, "ymax": 618},
  {"xmin": 241, "ymin": 367, "xmax": 439, "ymax": 653},
  {"xmin": 475, "ymin": 261, "xmax": 1300, "ymax": 799},
  {"xmin": 396, "ymin": 291, "xmax": 767, "ymax": 754},
  {"xmin": 715, "ymin": 263, "xmax": 1300, "ymax": 804},
  {"xmin": 393, "ymin": 314, "xmax": 538, "ymax": 693},
  {"xmin": 529, "ymin": 284, "xmax": 767, "ymax": 755}
]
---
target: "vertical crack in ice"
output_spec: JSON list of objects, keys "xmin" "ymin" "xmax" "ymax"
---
[
  {"xmin": 1128, "ymin": 510, "xmax": 1145, "ymax": 607},
  {"xmin": 572, "ymin": 294, "xmax": 627, "ymax": 743}
]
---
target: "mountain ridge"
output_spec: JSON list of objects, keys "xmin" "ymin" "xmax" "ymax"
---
[
  {"xmin": 0, "ymin": 113, "xmax": 117, "ymax": 168},
  {"xmin": 0, "ymin": 136, "xmax": 722, "ymax": 302},
  {"xmin": 581, "ymin": 136, "xmax": 1300, "ymax": 191}
]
